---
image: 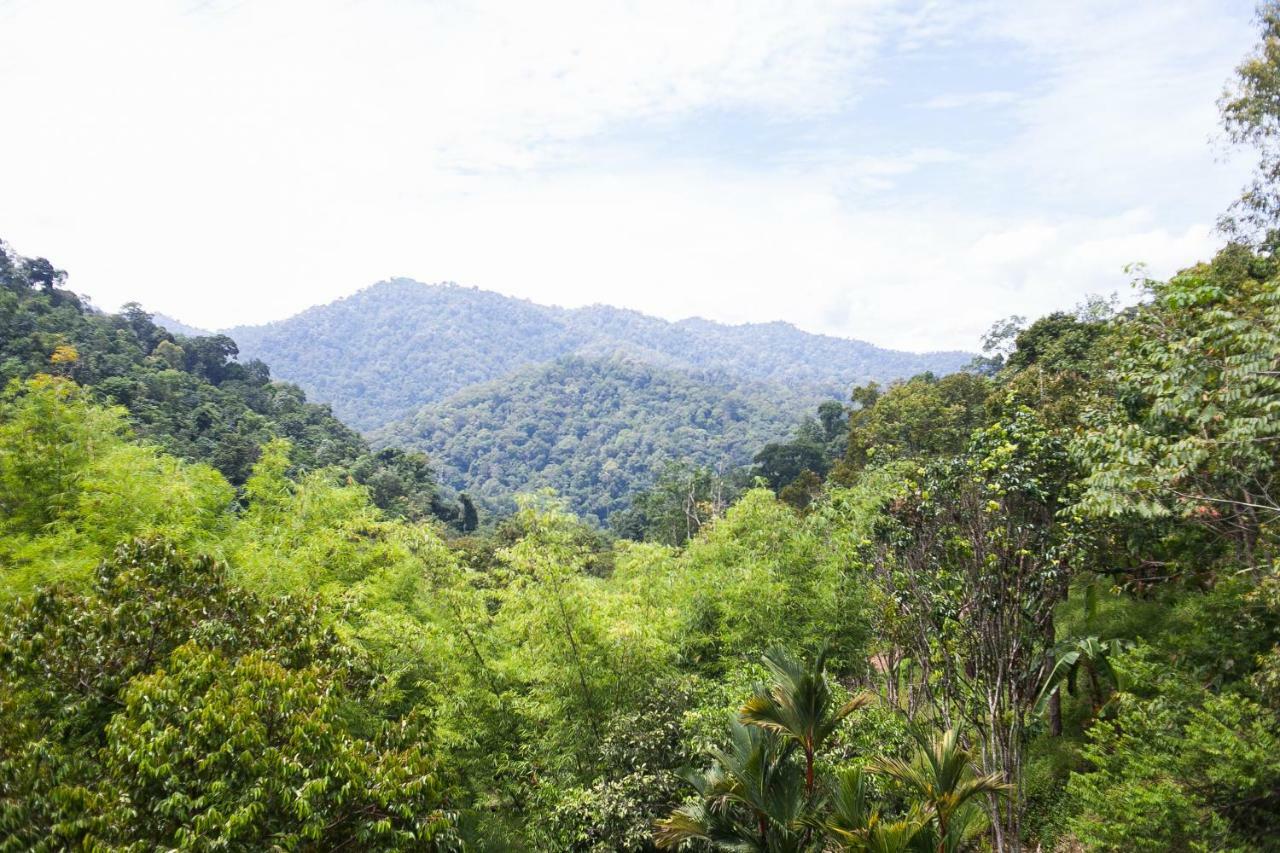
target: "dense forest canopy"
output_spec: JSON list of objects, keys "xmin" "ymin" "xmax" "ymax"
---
[
  {"xmin": 374, "ymin": 355, "xmax": 807, "ymax": 521},
  {"xmin": 2, "ymin": 6, "xmax": 1280, "ymax": 852}
]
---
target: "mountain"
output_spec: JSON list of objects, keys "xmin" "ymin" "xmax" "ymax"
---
[
  {"xmin": 372, "ymin": 355, "xmax": 806, "ymax": 521},
  {"xmin": 152, "ymin": 313, "xmax": 211, "ymax": 338},
  {"xmin": 228, "ymin": 279, "xmax": 973, "ymax": 431}
]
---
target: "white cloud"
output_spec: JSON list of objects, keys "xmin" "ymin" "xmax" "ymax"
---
[
  {"xmin": 0, "ymin": 0, "xmax": 1262, "ymax": 353},
  {"xmin": 919, "ymin": 90, "xmax": 1018, "ymax": 109}
]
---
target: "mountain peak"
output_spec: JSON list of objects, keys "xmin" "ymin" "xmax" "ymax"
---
[{"xmin": 228, "ymin": 281, "xmax": 973, "ymax": 431}]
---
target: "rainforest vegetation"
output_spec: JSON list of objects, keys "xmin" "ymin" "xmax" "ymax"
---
[{"xmin": 2, "ymin": 9, "xmax": 1280, "ymax": 852}]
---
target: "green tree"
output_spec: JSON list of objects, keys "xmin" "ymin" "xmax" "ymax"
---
[
  {"xmin": 655, "ymin": 720, "xmax": 807, "ymax": 851},
  {"xmin": 1074, "ymin": 248, "xmax": 1280, "ymax": 568},
  {"xmin": 833, "ymin": 373, "xmax": 991, "ymax": 482},
  {"xmin": 870, "ymin": 729, "xmax": 1009, "ymax": 853},
  {"xmin": 741, "ymin": 646, "xmax": 873, "ymax": 796},
  {"xmin": 1220, "ymin": 0, "xmax": 1280, "ymax": 240},
  {"xmin": 0, "ymin": 538, "xmax": 459, "ymax": 850}
]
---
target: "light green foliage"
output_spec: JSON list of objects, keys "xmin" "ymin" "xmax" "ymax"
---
[
  {"xmin": 490, "ymin": 496, "xmax": 676, "ymax": 772},
  {"xmin": 0, "ymin": 377, "xmax": 234, "ymax": 595},
  {"xmin": 0, "ymin": 539, "xmax": 459, "ymax": 851},
  {"xmin": 103, "ymin": 645, "xmax": 456, "ymax": 851},
  {"xmin": 622, "ymin": 488, "xmax": 871, "ymax": 670},
  {"xmin": 230, "ymin": 438, "xmax": 416, "ymax": 599}
]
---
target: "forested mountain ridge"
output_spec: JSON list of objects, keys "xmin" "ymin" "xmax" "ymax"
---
[
  {"xmin": 228, "ymin": 278, "xmax": 972, "ymax": 430},
  {"xmin": 374, "ymin": 354, "xmax": 808, "ymax": 520},
  {"xmin": 0, "ymin": 245, "xmax": 459, "ymax": 524}
]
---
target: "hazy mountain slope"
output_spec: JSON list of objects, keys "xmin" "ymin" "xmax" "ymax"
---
[
  {"xmin": 570, "ymin": 305, "xmax": 970, "ymax": 395},
  {"xmin": 229, "ymin": 279, "xmax": 972, "ymax": 431},
  {"xmin": 373, "ymin": 355, "xmax": 808, "ymax": 521},
  {"xmin": 230, "ymin": 281, "xmax": 572, "ymax": 429},
  {"xmin": 152, "ymin": 313, "xmax": 211, "ymax": 338}
]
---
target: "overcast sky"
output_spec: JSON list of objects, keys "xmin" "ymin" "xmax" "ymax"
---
[{"xmin": 0, "ymin": 0, "xmax": 1261, "ymax": 351}]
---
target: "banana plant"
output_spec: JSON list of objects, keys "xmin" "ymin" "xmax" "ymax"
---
[{"xmin": 1033, "ymin": 635, "xmax": 1132, "ymax": 718}]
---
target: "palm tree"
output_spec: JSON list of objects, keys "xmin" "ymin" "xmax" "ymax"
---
[
  {"xmin": 1033, "ymin": 636, "xmax": 1130, "ymax": 720},
  {"xmin": 655, "ymin": 721, "xmax": 808, "ymax": 851},
  {"xmin": 868, "ymin": 728, "xmax": 1009, "ymax": 853},
  {"xmin": 740, "ymin": 646, "xmax": 875, "ymax": 796},
  {"xmin": 824, "ymin": 767, "xmax": 928, "ymax": 853}
]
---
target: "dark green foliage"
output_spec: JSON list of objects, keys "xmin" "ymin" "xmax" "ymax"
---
[
  {"xmin": 832, "ymin": 372, "xmax": 992, "ymax": 481},
  {"xmin": 753, "ymin": 434, "xmax": 829, "ymax": 491},
  {"xmin": 657, "ymin": 648, "xmax": 999, "ymax": 853},
  {"xmin": 545, "ymin": 686, "xmax": 696, "ymax": 852},
  {"xmin": 1065, "ymin": 647, "xmax": 1280, "ymax": 851},
  {"xmin": 740, "ymin": 402, "xmax": 847, "ymax": 505},
  {"xmin": 229, "ymin": 278, "xmax": 973, "ymax": 431},
  {"xmin": 377, "ymin": 356, "xmax": 802, "ymax": 521},
  {"xmin": 0, "ymin": 240, "xmax": 454, "ymax": 523}
]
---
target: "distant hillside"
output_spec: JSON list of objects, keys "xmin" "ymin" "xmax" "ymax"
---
[
  {"xmin": 152, "ymin": 313, "xmax": 211, "ymax": 338},
  {"xmin": 373, "ymin": 355, "xmax": 806, "ymax": 521},
  {"xmin": 229, "ymin": 279, "xmax": 973, "ymax": 431}
]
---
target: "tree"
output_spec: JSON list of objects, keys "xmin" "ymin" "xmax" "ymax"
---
[
  {"xmin": 1074, "ymin": 248, "xmax": 1280, "ymax": 569},
  {"xmin": 0, "ymin": 538, "xmax": 460, "ymax": 850},
  {"xmin": 834, "ymin": 373, "xmax": 991, "ymax": 481},
  {"xmin": 869, "ymin": 408, "xmax": 1074, "ymax": 850},
  {"xmin": 654, "ymin": 720, "xmax": 807, "ymax": 851},
  {"xmin": 753, "ymin": 441, "xmax": 828, "ymax": 491},
  {"xmin": 102, "ymin": 646, "xmax": 457, "ymax": 850},
  {"xmin": 614, "ymin": 461, "xmax": 738, "ymax": 546},
  {"xmin": 741, "ymin": 646, "xmax": 873, "ymax": 797},
  {"xmin": 460, "ymin": 492, "xmax": 479, "ymax": 532},
  {"xmin": 824, "ymin": 768, "xmax": 928, "ymax": 853},
  {"xmin": 869, "ymin": 729, "xmax": 1009, "ymax": 853},
  {"xmin": 1220, "ymin": 1, "xmax": 1280, "ymax": 241}
]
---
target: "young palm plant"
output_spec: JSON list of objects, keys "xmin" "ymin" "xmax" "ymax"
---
[
  {"xmin": 823, "ymin": 767, "xmax": 929, "ymax": 853},
  {"xmin": 740, "ymin": 646, "xmax": 875, "ymax": 797},
  {"xmin": 654, "ymin": 720, "xmax": 808, "ymax": 851},
  {"xmin": 868, "ymin": 728, "xmax": 1009, "ymax": 853}
]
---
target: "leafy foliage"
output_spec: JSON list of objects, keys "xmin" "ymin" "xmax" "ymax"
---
[{"xmin": 0, "ymin": 539, "xmax": 458, "ymax": 850}]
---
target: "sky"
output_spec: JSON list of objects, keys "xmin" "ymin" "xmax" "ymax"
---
[{"xmin": 0, "ymin": 0, "xmax": 1262, "ymax": 351}]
